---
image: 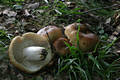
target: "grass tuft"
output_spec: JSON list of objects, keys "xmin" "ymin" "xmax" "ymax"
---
[{"xmin": 56, "ymin": 31, "xmax": 120, "ymax": 80}]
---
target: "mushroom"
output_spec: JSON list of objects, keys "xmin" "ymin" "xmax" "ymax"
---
[
  {"xmin": 9, "ymin": 32, "xmax": 53, "ymax": 73},
  {"xmin": 53, "ymin": 37, "xmax": 71, "ymax": 55},
  {"xmin": 65, "ymin": 23, "xmax": 98, "ymax": 51},
  {"xmin": 37, "ymin": 26, "xmax": 63, "ymax": 43}
]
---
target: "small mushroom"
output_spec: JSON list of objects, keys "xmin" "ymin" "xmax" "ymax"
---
[
  {"xmin": 37, "ymin": 26, "xmax": 63, "ymax": 43},
  {"xmin": 65, "ymin": 23, "xmax": 99, "ymax": 51},
  {"xmin": 53, "ymin": 37, "xmax": 71, "ymax": 55},
  {"xmin": 9, "ymin": 32, "xmax": 53, "ymax": 73}
]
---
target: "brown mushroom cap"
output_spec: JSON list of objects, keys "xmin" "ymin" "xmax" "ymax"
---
[
  {"xmin": 53, "ymin": 37, "xmax": 71, "ymax": 55},
  {"xmin": 65, "ymin": 23, "xmax": 88, "ymax": 39},
  {"xmin": 37, "ymin": 26, "xmax": 63, "ymax": 43},
  {"xmin": 79, "ymin": 33, "xmax": 98, "ymax": 51},
  {"xmin": 65, "ymin": 23, "xmax": 99, "ymax": 52},
  {"xmin": 9, "ymin": 32, "xmax": 53, "ymax": 73}
]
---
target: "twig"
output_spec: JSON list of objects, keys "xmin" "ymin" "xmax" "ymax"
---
[
  {"xmin": 83, "ymin": 4, "xmax": 120, "ymax": 14},
  {"xmin": 46, "ymin": 31, "xmax": 55, "ymax": 53},
  {"xmin": 60, "ymin": 25, "xmax": 68, "ymax": 38}
]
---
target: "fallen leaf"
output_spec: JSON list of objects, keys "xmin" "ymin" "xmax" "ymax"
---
[
  {"xmin": 27, "ymin": 3, "xmax": 40, "ymax": 9},
  {"xmin": 3, "ymin": 9, "xmax": 17, "ymax": 17}
]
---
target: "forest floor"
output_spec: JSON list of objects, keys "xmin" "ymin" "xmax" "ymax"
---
[{"xmin": 0, "ymin": 0, "xmax": 120, "ymax": 80}]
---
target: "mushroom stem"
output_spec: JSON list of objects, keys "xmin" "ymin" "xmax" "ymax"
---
[{"xmin": 23, "ymin": 46, "xmax": 48, "ymax": 61}]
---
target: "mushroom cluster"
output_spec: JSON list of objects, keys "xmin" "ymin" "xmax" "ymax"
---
[
  {"xmin": 8, "ymin": 26, "xmax": 70, "ymax": 73},
  {"xmin": 8, "ymin": 23, "xmax": 98, "ymax": 73},
  {"xmin": 37, "ymin": 26, "xmax": 70, "ymax": 55}
]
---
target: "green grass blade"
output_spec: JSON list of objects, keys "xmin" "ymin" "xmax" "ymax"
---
[
  {"xmin": 76, "ymin": 67, "xmax": 88, "ymax": 80},
  {"xmin": 88, "ymin": 54, "xmax": 101, "ymax": 70}
]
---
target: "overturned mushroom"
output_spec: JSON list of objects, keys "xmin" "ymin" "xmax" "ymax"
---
[
  {"xmin": 65, "ymin": 23, "xmax": 99, "ymax": 51},
  {"xmin": 53, "ymin": 37, "xmax": 71, "ymax": 55},
  {"xmin": 37, "ymin": 26, "xmax": 63, "ymax": 43},
  {"xmin": 9, "ymin": 32, "xmax": 53, "ymax": 73}
]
